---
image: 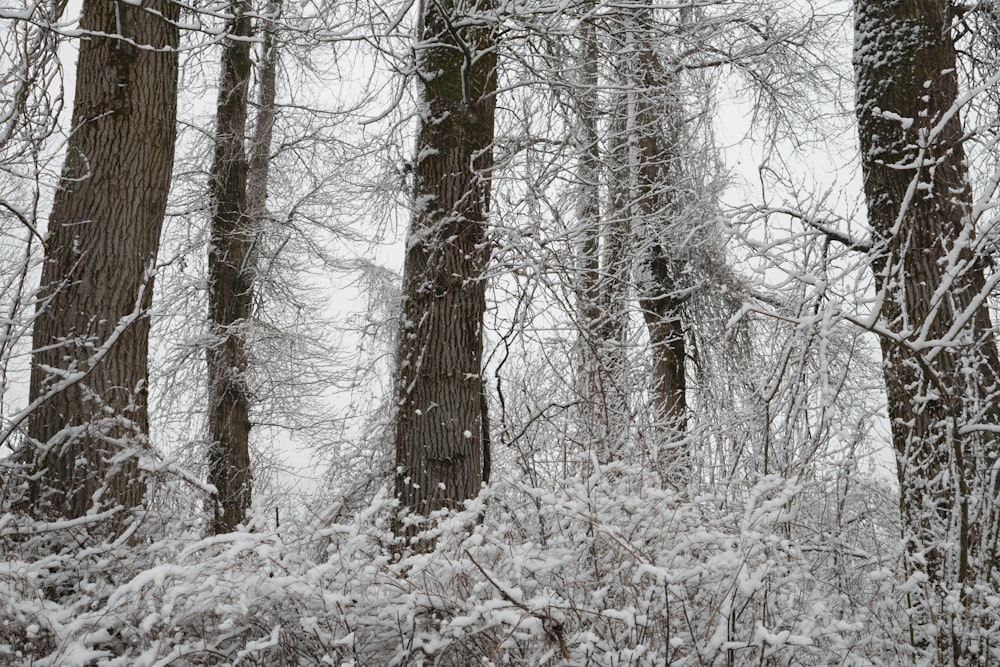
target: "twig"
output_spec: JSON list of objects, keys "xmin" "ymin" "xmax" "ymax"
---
[{"xmin": 463, "ymin": 548, "xmax": 572, "ymax": 661}]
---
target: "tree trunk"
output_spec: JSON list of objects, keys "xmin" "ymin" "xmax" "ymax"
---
[
  {"xmin": 599, "ymin": 108, "xmax": 633, "ymax": 453},
  {"xmin": 247, "ymin": 0, "xmax": 280, "ymax": 223},
  {"xmin": 621, "ymin": 11, "xmax": 688, "ymax": 485},
  {"xmin": 573, "ymin": 89, "xmax": 636, "ymax": 468},
  {"xmin": 22, "ymin": 0, "xmax": 179, "ymax": 525},
  {"xmin": 574, "ymin": 11, "xmax": 610, "ymax": 460},
  {"xmin": 855, "ymin": 1, "xmax": 1000, "ymax": 661},
  {"xmin": 393, "ymin": 0, "xmax": 496, "ymax": 546},
  {"xmin": 207, "ymin": 0, "xmax": 255, "ymax": 534}
]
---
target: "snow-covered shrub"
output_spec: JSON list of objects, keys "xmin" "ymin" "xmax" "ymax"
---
[{"xmin": 0, "ymin": 459, "xmax": 923, "ymax": 666}]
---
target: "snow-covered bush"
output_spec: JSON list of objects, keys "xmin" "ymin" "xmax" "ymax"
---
[{"xmin": 1, "ymin": 460, "xmax": 920, "ymax": 666}]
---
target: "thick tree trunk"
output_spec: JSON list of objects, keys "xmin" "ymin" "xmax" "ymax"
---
[
  {"xmin": 855, "ymin": 1, "xmax": 1000, "ymax": 661},
  {"xmin": 22, "ymin": 0, "xmax": 179, "ymax": 524},
  {"xmin": 207, "ymin": 0, "xmax": 255, "ymax": 534},
  {"xmin": 393, "ymin": 0, "xmax": 496, "ymax": 546}
]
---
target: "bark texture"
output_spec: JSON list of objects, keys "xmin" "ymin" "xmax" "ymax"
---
[
  {"xmin": 622, "ymin": 12, "xmax": 688, "ymax": 485},
  {"xmin": 394, "ymin": 0, "xmax": 496, "ymax": 544},
  {"xmin": 855, "ymin": 1, "xmax": 1000, "ymax": 661},
  {"xmin": 23, "ymin": 0, "xmax": 179, "ymax": 523},
  {"xmin": 207, "ymin": 0, "xmax": 255, "ymax": 534}
]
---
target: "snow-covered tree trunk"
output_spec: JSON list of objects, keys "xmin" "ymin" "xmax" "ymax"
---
[
  {"xmin": 619, "ymin": 9, "xmax": 688, "ymax": 487},
  {"xmin": 21, "ymin": 0, "xmax": 179, "ymax": 527},
  {"xmin": 855, "ymin": 1, "xmax": 1000, "ymax": 661},
  {"xmin": 596, "ymin": 103, "xmax": 634, "ymax": 463},
  {"xmin": 573, "ymin": 11, "xmax": 605, "ymax": 460},
  {"xmin": 571, "ymin": 10, "xmax": 635, "ymax": 465},
  {"xmin": 393, "ymin": 0, "xmax": 497, "ymax": 547},
  {"xmin": 247, "ymin": 0, "xmax": 280, "ymax": 226},
  {"xmin": 207, "ymin": 0, "xmax": 255, "ymax": 534}
]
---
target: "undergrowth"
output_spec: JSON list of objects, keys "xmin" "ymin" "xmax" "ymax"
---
[{"xmin": 1, "ymin": 463, "xmax": 914, "ymax": 666}]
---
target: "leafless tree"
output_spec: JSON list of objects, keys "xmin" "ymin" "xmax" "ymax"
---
[
  {"xmin": 855, "ymin": 1, "xmax": 1000, "ymax": 661},
  {"xmin": 393, "ymin": 0, "xmax": 498, "ymax": 546},
  {"xmin": 19, "ymin": 0, "xmax": 180, "ymax": 529},
  {"xmin": 206, "ymin": 0, "xmax": 255, "ymax": 534}
]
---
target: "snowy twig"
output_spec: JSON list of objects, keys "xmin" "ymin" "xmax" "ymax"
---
[
  {"xmin": 463, "ymin": 548, "xmax": 572, "ymax": 661},
  {"xmin": 0, "ymin": 265, "xmax": 155, "ymax": 449}
]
